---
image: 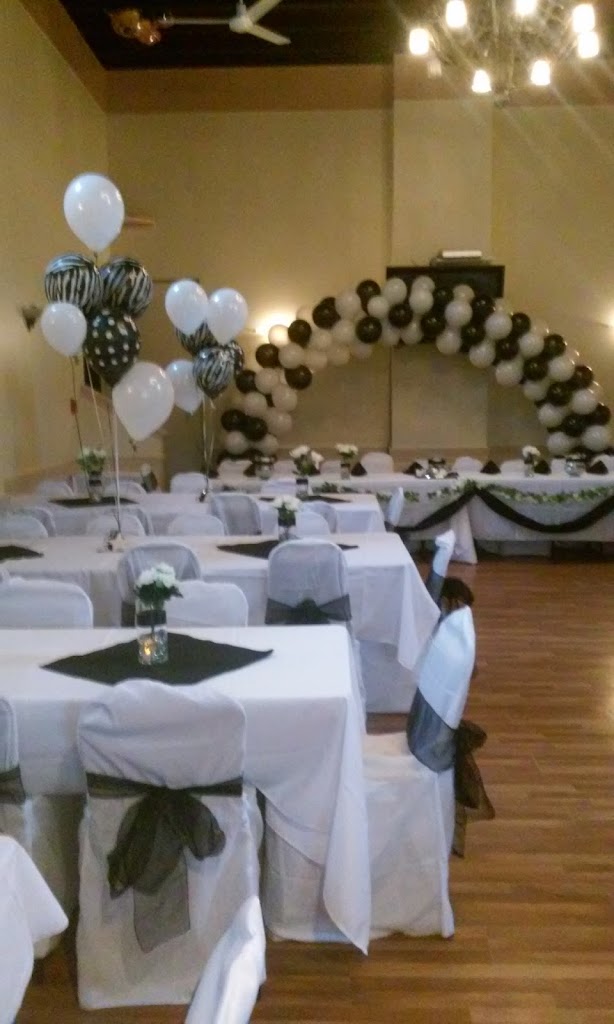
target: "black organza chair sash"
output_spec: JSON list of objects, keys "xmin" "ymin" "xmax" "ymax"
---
[
  {"xmin": 424, "ymin": 568, "xmax": 445, "ymax": 605},
  {"xmin": 406, "ymin": 688, "xmax": 456, "ymax": 771},
  {"xmin": 265, "ymin": 593, "xmax": 351, "ymax": 626},
  {"xmin": 86, "ymin": 771, "xmax": 242, "ymax": 952},
  {"xmin": 0, "ymin": 765, "xmax": 27, "ymax": 804}
]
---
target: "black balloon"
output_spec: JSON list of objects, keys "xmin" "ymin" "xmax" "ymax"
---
[
  {"xmin": 83, "ymin": 307, "xmax": 140, "ymax": 387},
  {"xmin": 471, "ymin": 295, "xmax": 495, "ymax": 324},
  {"xmin": 562, "ymin": 413, "xmax": 587, "ymax": 437},
  {"xmin": 496, "ymin": 337, "xmax": 519, "ymax": 360},
  {"xmin": 570, "ymin": 364, "xmax": 594, "ymax": 389},
  {"xmin": 235, "ymin": 369, "xmax": 257, "ymax": 394},
  {"xmin": 356, "ymin": 279, "xmax": 381, "ymax": 311},
  {"xmin": 547, "ymin": 381, "xmax": 573, "ymax": 406},
  {"xmin": 461, "ymin": 323, "xmax": 485, "ymax": 348},
  {"xmin": 320, "ymin": 296, "xmax": 337, "ymax": 310},
  {"xmin": 388, "ymin": 302, "xmax": 412, "ymax": 328},
  {"xmin": 220, "ymin": 408, "xmax": 246, "ymax": 432},
  {"xmin": 510, "ymin": 312, "xmax": 531, "ymax": 337},
  {"xmin": 432, "ymin": 287, "xmax": 454, "ymax": 310},
  {"xmin": 312, "ymin": 303, "xmax": 339, "ymax": 330},
  {"xmin": 421, "ymin": 314, "xmax": 446, "ymax": 339},
  {"xmin": 255, "ymin": 343, "xmax": 280, "ymax": 368},
  {"xmin": 100, "ymin": 257, "xmax": 152, "ymax": 318},
  {"xmin": 523, "ymin": 357, "xmax": 548, "ymax": 381},
  {"xmin": 243, "ymin": 416, "xmax": 268, "ymax": 442},
  {"xmin": 287, "ymin": 319, "xmax": 312, "ymax": 347},
  {"xmin": 44, "ymin": 253, "xmax": 102, "ymax": 316},
  {"xmin": 356, "ymin": 316, "xmax": 382, "ymax": 344},
  {"xmin": 591, "ymin": 403, "xmax": 611, "ymax": 425},
  {"xmin": 284, "ymin": 365, "xmax": 313, "ymax": 390},
  {"xmin": 176, "ymin": 323, "xmax": 216, "ymax": 357},
  {"xmin": 543, "ymin": 333, "xmax": 566, "ymax": 358}
]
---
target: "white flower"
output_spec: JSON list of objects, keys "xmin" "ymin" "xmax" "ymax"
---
[
  {"xmin": 335, "ymin": 443, "xmax": 358, "ymax": 457},
  {"xmin": 522, "ymin": 445, "xmax": 541, "ymax": 460},
  {"xmin": 272, "ymin": 495, "xmax": 301, "ymax": 512},
  {"xmin": 136, "ymin": 567, "xmax": 157, "ymax": 587},
  {"xmin": 312, "ymin": 451, "xmax": 324, "ymax": 466},
  {"xmin": 140, "ymin": 463, "xmax": 152, "ymax": 475},
  {"xmin": 289, "ymin": 445, "xmax": 309, "ymax": 459}
]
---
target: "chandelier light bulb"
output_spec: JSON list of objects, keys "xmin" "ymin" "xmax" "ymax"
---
[
  {"xmin": 409, "ymin": 27, "xmax": 431, "ymax": 56},
  {"xmin": 530, "ymin": 58, "xmax": 551, "ymax": 86},
  {"xmin": 471, "ymin": 69, "xmax": 492, "ymax": 94},
  {"xmin": 514, "ymin": 0, "xmax": 538, "ymax": 15},
  {"xmin": 577, "ymin": 30, "xmax": 600, "ymax": 58},
  {"xmin": 572, "ymin": 4, "xmax": 596, "ymax": 34},
  {"xmin": 445, "ymin": 1, "xmax": 468, "ymax": 30}
]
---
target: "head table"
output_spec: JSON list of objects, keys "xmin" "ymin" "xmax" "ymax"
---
[{"xmin": 0, "ymin": 624, "xmax": 370, "ymax": 952}]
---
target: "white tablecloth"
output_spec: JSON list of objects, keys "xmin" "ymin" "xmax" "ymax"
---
[
  {"xmin": 0, "ymin": 836, "xmax": 68, "ymax": 1024},
  {"xmin": 0, "ymin": 533, "xmax": 438, "ymax": 670},
  {"xmin": 0, "ymin": 625, "xmax": 369, "ymax": 951}
]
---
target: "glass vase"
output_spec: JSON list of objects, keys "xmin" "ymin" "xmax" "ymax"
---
[
  {"xmin": 87, "ymin": 473, "xmax": 103, "ymax": 503},
  {"xmin": 278, "ymin": 516, "xmax": 296, "ymax": 542},
  {"xmin": 295, "ymin": 476, "xmax": 309, "ymax": 498},
  {"xmin": 135, "ymin": 599, "xmax": 168, "ymax": 665},
  {"xmin": 523, "ymin": 461, "xmax": 535, "ymax": 478},
  {"xmin": 340, "ymin": 461, "xmax": 351, "ymax": 480}
]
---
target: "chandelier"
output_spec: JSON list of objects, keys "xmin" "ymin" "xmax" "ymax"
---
[{"xmin": 407, "ymin": 1, "xmax": 600, "ymax": 104}]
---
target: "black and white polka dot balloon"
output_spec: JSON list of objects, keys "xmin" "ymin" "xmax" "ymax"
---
[
  {"xmin": 44, "ymin": 253, "xmax": 103, "ymax": 316},
  {"xmin": 83, "ymin": 307, "xmax": 140, "ymax": 387},
  {"xmin": 192, "ymin": 345, "xmax": 235, "ymax": 399},
  {"xmin": 100, "ymin": 257, "xmax": 153, "ymax": 318}
]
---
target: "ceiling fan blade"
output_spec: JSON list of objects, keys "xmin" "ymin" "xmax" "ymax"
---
[
  {"xmin": 238, "ymin": 22, "xmax": 290, "ymax": 45},
  {"xmin": 162, "ymin": 16, "xmax": 229, "ymax": 27},
  {"xmin": 244, "ymin": 0, "xmax": 285, "ymax": 25}
]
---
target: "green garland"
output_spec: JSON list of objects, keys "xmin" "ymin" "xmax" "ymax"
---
[{"xmin": 484, "ymin": 484, "xmax": 614, "ymax": 505}]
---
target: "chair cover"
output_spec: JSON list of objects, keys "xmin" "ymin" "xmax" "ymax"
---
[
  {"xmin": 166, "ymin": 580, "xmax": 248, "ymax": 627},
  {"xmin": 35, "ymin": 479, "xmax": 74, "ymax": 498},
  {"xmin": 361, "ymin": 451, "xmax": 394, "ymax": 473},
  {"xmin": 0, "ymin": 578, "xmax": 93, "ymax": 627},
  {"xmin": 266, "ymin": 538, "xmax": 349, "ymax": 612},
  {"xmin": 76, "ymin": 681, "xmax": 260, "ymax": 1009},
  {"xmin": 103, "ymin": 481, "xmax": 148, "ymax": 501},
  {"xmin": 184, "ymin": 895, "xmax": 266, "ymax": 1024},
  {"xmin": 168, "ymin": 513, "xmax": 226, "ymax": 537},
  {"xmin": 294, "ymin": 510, "xmax": 331, "ymax": 536},
  {"xmin": 0, "ymin": 700, "xmax": 81, "ymax": 958},
  {"xmin": 499, "ymin": 459, "xmax": 524, "ymax": 473},
  {"xmin": 0, "ymin": 514, "xmax": 48, "ymax": 539},
  {"xmin": 425, "ymin": 529, "xmax": 456, "ymax": 604},
  {"xmin": 210, "ymin": 494, "xmax": 261, "ymax": 536},
  {"xmin": 20, "ymin": 505, "xmax": 57, "ymax": 536},
  {"xmin": 170, "ymin": 472, "xmax": 208, "ymax": 494},
  {"xmin": 304, "ymin": 500, "xmax": 337, "ymax": 531},
  {"xmin": 116, "ymin": 541, "xmax": 202, "ymax": 604},
  {"xmin": 452, "ymin": 456, "xmax": 482, "ymax": 473},
  {"xmin": 85, "ymin": 512, "xmax": 146, "ymax": 537},
  {"xmin": 363, "ymin": 607, "xmax": 476, "ymax": 938}
]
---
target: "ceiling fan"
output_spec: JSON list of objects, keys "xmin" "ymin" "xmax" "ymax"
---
[{"xmin": 109, "ymin": 0, "xmax": 291, "ymax": 47}]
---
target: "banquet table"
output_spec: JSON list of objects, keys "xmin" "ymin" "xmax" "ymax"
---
[
  {"xmin": 0, "ymin": 624, "xmax": 370, "ymax": 951},
  {"xmin": 0, "ymin": 533, "xmax": 438, "ymax": 670}
]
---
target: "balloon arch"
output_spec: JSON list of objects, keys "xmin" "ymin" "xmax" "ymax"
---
[{"xmin": 219, "ymin": 275, "xmax": 612, "ymax": 460}]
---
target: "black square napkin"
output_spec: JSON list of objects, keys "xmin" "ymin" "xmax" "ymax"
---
[
  {"xmin": 301, "ymin": 494, "xmax": 349, "ymax": 505},
  {"xmin": 0, "ymin": 545, "xmax": 43, "ymax": 562},
  {"xmin": 445, "ymin": 471, "xmax": 459, "ymax": 479},
  {"xmin": 350, "ymin": 463, "xmax": 367, "ymax": 477},
  {"xmin": 404, "ymin": 461, "xmax": 424, "ymax": 476},
  {"xmin": 218, "ymin": 540, "xmax": 358, "ymax": 560},
  {"xmin": 43, "ymin": 632, "xmax": 273, "ymax": 686},
  {"xmin": 587, "ymin": 459, "xmax": 608, "ymax": 475},
  {"xmin": 480, "ymin": 460, "xmax": 500, "ymax": 475},
  {"xmin": 50, "ymin": 496, "xmax": 136, "ymax": 508},
  {"xmin": 533, "ymin": 459, "xmax": 551, "ymax": 475}
]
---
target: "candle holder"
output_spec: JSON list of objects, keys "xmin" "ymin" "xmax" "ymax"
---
[{"xmin": 135, "ymin": 599, "xmax": 168, "ymax": 665}]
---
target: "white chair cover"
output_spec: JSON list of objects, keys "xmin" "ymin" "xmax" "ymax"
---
[
  {"xmin": 166, "ymin": 580, "xmax": 248, "ymax": 627},
  {"xmin": 294, "ymin": 510, "xmax": 331, "ymax": 536},
  {"xmin": 500, "ymin": 459, "xmax": 524, "ymax": 473},
  {"xmin": 0, "ymin": 578, "xmax": 93, "ymax": 627},
  {"xmin": 35, "ymin": 479, "xmax": 74, "ymax": 498},
  {"xmin": 361, "ymin": 451, "xmax": 394, "ymax": 473},
  {"xmin": 18, "ymin": 505, "xmax": 57, "ymax": 536},
  {"xmin": 452, "ymin": 456, "xmax": 482, "ymax": 472},
  {"xmin": 425, "ymin": 529, "xmax": 456, "ymax": 604},
  {"xmin": 85, "ymin": 512, "xmax": 146, "ymax": 537},
  {"xmin": 210, "ymin": 494, "xmax": 261, "ymax": 536},
  {"xmin": 184, "ymin": 895, "xmax": 266, "ymax": 1024},
  {"xmin": 116, "ymin": 541, "xmax": 202, "ymax": 603},
  {"xmin": 0, "ymin": 836, "xmax": 68, "ymax": 1023},
  {"xmin": 76, "ymin": 681, "xmax": 260, "ymax": 1009},
  {"xmin": 103, "ymin": 481, "xmax": 148, "ymax": 501},
  {"xmin": 0, "ymin": 699, "xmax": 81, "ymax": 958},
  {"xmin": 303, "ymin": 500, "xmax": 337, "ymax": 531},
  {"xmin": 0, "ymin": 514, "xmax": 48, "ymax": 539},
  {"xmin": 266, "ymin": 538, "xmax": 348, "ymax": 608},
  {"xmin": 170, "ymin": 472, "xmax": 208, "ymax": 494},
  {"xmin": 168, "ymin": 513, "xmax": 226, "ymax": 537},
  {"xmin": 363, "ymin": 607, "xmax": 476, "ymax": 938}
]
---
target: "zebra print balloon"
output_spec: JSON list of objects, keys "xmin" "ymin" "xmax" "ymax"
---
[
  {"xmin": 176, "ymin": 322, "xmax": 216, "ymax": 357},
  {"xmin": 192, "ymin": 345, "xmax": 235, "ymax": 399},
  {"xmin": 83, "ymin": 307, "xmax": 140, "ymax": 387},
  {"xmin": 100, "ymin": 257, "xmax": 153, "ymax": 318},
  {"xmin": 44, "ymin": 253, "xmax": 102, "ymax": 316}
]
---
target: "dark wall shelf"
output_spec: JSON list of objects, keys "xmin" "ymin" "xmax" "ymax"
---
[{"xmin": 387, "ymin": 264, "xmax": 505, "ymax": 299}]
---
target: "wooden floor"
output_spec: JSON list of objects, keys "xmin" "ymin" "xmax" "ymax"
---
[{"xmin": 20, "ymin": 556, "xmax": 614, "ymax": 1023}]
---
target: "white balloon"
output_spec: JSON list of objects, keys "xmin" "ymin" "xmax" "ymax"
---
[
  {"xmin": 485, "ymin": 311, "xmax": 513, "ymax": 340},
  {"xmin": 165, "ymin": 359, "xmax": 202, "ymax": 414},
  {"xmin": 522, "ymin": 378, "xmax": 550, "ymax": 401},
  {"xmin": 112, "ymin": 362, "xmax": 174, "ymax": 441},
  {"xmin": 224, "ymin": 430, "xmax": 249, "ymax": 455},
  {"xmin": 444, "ymin": 299, "xmax": 472, "ymax": 329},
  {"xmin": 266, "ymin": 408, "xmax": 292, "ymax": 435},
  {"xmin": 243, "ymin": 390, "xmax": 268, "ymax": 416},
  {"xmin": 547, "ymin": 354, "xmax": 576, "ymax": 382},
  {"xmin": 255, "ymin": 368, "xmax": 279, "ymax": 394},
  {"xmin": 547, "ymin": 431, "xmax": 574, "ymax": 456},
  {"xmin": 40, "ymin": 302, "xmax": 86, "ymax": 356},
  {"xmin": 310, "ymin": 328, "xmax": 332, "ymax": 352},
  {"xmin": 303, "ymin": 349, "xmax": 328, "ymax": 372},
  {"xmin": 295, "ymin": 305, "xmax": 313, "ymax": 324},
  {"xmin": 272, "ymin": 383, "xmax": 298, "ymax": 411},
  {"xmin": 350, "ymin": 340, "xmax": 373, "ymax": 360},
  {"xmin": 400, "ymin": 320, "xmax": 422, "ymax": 345},
  {"xmin": 518, "ymin": 330, "xmax": 544, "ymax": 358},
  {"xmin": 495, "ymin": 356, "xmax": 524, "ymax": 387},
  {"xmin": 278, "ymin": 342, "xmax": 304, "ymax": 369},
  {"xmin": 367, "ymin": 295, "xmax": 389, "ymax": 319},
  {"xmin": 382, "ymin": 277, "xmax": 407, "ymax": 305},
  {"xmin": 207, "ymin": 288, "xmax": 248, "ymax": 346},
  {"xmin": 331, "ymin": 319, "xmax": 355, "ymax": 346},
  {"xmin": 408, "ymin": 288, "xmax": 433, "ymax": 316},
  {"xmin": 469, "ymin": 339, "xmax": 496, "ymax": 368},
  {"xmin": 538, "ymin": 402, "xmax": 566, "ymax": 428},
  {"xmin": 582, "ymin": 424, "xmax": 612, "ymax": 452},
  {"xmin": 335, "ymin": 289, "xmax": 362, "ymax": 320},
  {"xmin": 328, "ymin": 344, "xmax": 351, "ymax": 366},
  {"xmin": 257, "ymin": 433, "xmax": 279, "ymax": 455},
  {"xmin": 412, "ymin": 275, "xmax": 435, "ymax": 292},
  {"xmin": 570, "ymin": 385, "xmax": 600, "ymax": 415},
  {"xmin": 436, "ymin": 329, "xmax": 462, "ymax": 355},
  {"xmin": 453, "ymin": 283, "xmax": 474, "ymax": 302},
  {"xmin": 165, "ymin": 280, "xmax": 208, "ymax": 335},
  {"xmin": 268, "ymin": 324, "xmax": 289, "ymax": 347},
  {"xmin": 63, "ymin": 173, "xmax": 124, "ymax": 252},
  {"xmin": 379, "ymin": 321, "xmax": 400, "ymax": 347}
]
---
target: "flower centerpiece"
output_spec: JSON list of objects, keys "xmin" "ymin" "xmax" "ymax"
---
[
  {"xmin": 134, "ymin": 562, "xmax": 182, "ymax": 665},
  {"xmin": 272, "ymin": 495, "xmax": 301, "ymax": 541},
  {"xmin": 522, "ymin": 445, "xmax": 541, "ymax": 477},
  {"xmin": 77, "ymin": 447, "xmax": 106, "ymax": 501},
  {"xmin": 335, "ymin": 443, "xmax": 358, "ymax": 479},
  {"xmin": 290, "ymin": 446, "xmax": 323, "ymax": 497}
]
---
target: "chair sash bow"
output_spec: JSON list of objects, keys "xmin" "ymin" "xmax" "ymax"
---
[
  {"xmin": 0, "ymin": 764, "xmax": 27, "ymax": 804},
  {"xmin": 265, "ymin": 593, "xmax": 351, "ymax": 626}
]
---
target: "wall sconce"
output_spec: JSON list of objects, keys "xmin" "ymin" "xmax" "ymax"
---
[{"xmin": 20, "ymin": 304, "xmax": 43, "ymax": 331}]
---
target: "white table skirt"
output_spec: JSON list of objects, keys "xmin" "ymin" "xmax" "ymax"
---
[
  {"xmin": 0, "ymin": 625, "xmax": 370, "ymax": 951},
  {"xmin": 0, "ymin": 836, "xmax": 68, "ymax": 1024},
  {"xmin": 0, "ymin": 533, "xmax": 438, "ymax": 672}
]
